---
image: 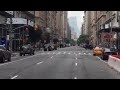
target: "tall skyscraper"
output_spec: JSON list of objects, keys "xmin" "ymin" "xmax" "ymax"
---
[{"xmin": 68, "ymin": 16, "xmax": 79, "ymax": 38}]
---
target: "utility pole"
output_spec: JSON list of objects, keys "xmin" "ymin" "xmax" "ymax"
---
[
  {"xmin": 9, "ymin": 16, "xmax": 13, "ymax": 52},
  {"xmin": 110, "ymin": 11, "xmax": 113, "ymax": 48},
  {"xmin": 118, "ymin": 11, "xmax": 120, "ymax": 54}
]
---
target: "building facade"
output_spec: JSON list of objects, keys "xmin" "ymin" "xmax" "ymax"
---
[
  {"xmin": 67, "ymin": 23, "xmax": 71, "ymax": 40},
  {"xmin": 6, "ymin": 11, "xmax": 35, "ymax": 51},
  {"xmin": 0, "ymin": 11, "xmax": 68, "ymax": 50},
  {"xmin": 0, "ymin": 11, "xmax": 14, "ymax": 50},
  {"xmin": 89, "ymin": 11, "xmax": 97, "ymax": 46},
  {"xmin": 84, "ymin": 11, "xmax": 91, "ymax": 35},
  {"xmin": 35, "ymin": 11, "xmax": 47, "ymax": 30},
  {"xmin": 86, "ymin": 11, "xmax": 120, "ymax": 48},
  {"xmin": 63, "ymin": 11, "xmax": 68, "ymax": 39}
]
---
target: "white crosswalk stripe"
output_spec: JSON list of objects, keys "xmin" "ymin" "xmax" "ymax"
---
[
  {"xmin": 47, "ymin": 53, "xmax": 50, "ymax": 54},
  {"xmin": 68, "ymin": 52, "xmax": 71, "ymax": 54},
  {"xmin": 41, "ymin": 51, "xmax": 92, "ymax": 56},
  {"xmin": 88, "ymin": 53, "xmax": 92, "ymax": 55},
  {"xmin": 41, "ymin": 53, "xmax": 44, "ymax": 55}
]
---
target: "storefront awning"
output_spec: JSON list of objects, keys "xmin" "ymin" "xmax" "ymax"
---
[{"xmin": 98, "ymin": 27, "xmax": 120, "ymax": 33}]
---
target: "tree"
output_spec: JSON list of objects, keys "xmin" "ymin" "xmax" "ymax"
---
[
  {"xmin": 70, "ymin": 39, "xmax": 76, "ymax": 45},
  {"xmin": 64, "ymin": 38, "xmax": 70, "ymax": 44},
  {"xmin": 29, "ymin": 27, "xmax": 42, "ymax": 43},
  {"xmin": 77, "ymin": 35, "xmax": 89, "ymax": 45}
]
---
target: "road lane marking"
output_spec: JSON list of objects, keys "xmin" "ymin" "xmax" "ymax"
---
[
  {"xmin": 84, "ymin": 53, "xmax": 86, "ymax": 54},
  {"xmin": 79, "ymin": 53, "xmax": 81, "ymax": 55},
  {"xmin": 57, "ymin": 52, "xmax": 61, "ymax": 55},
  {"xmin": 88, "ymin": 53, "xmax": 91, "ymax": 55},
  {"xmin": 64, "ymin": 52, "xmax": 66, "ymax": 54},
  {"xmin": 74, "ymin": 77, "xmax": 77, "ymax": 79},
  {"xmin": 11, "ymin": 75, "xmax": 18, "ymax": 79},
  {"xmin": 68, "ymin": 52, "xmax": 70, "ymax": 54},
  {"xmin": 96, "ymin": 56, "xmax": 107, "ymax": 64},
  {"xmin": 56, "ymin": 52, "xmax": 59, "ymax": 55},
  {"xmin": 51, "ymin": 56, "xmax": 53, "ymax": 59},
  {"xmin": 76, "ymin": 57, "xmax": 77, "ymax": 60},
  {"xmin": 47, "ymin": 53, "xmax": 50, "ymax": 54},
  {"xmin": 37, "ymin": 61, "xmax": 43, "ymax": 65},
  {"xmin": 53, "ymin": 52, "xmax": 55, "ymax": 54},
  {"xmin": 41, "ymin": 53, "xmax": 44, "ymax": 55},
  {"xmin": 75, "ymin": 63, "xmax": 77, "ymax": 66}
]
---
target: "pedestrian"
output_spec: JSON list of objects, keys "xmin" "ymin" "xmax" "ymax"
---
[{"xmin": 20, "ymin": 45, "xmax": 23, "ymax": 51}]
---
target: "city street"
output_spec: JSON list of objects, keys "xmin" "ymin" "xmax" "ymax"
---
[{"xmin": 0, "ymin": 46, "xmax": 120, "ymax": 79}]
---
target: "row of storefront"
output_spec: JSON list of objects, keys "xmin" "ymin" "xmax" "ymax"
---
[
  {"xmin": 0, "ymin": 11, "xmax": 63, "ymax": 51},
  {"xmin": 0, "ymin": 11, "xmax": 35, "ymax": 51},
  {"xmin": 97, "ymin": 18, "xmax": 120, "ymax": 49}
]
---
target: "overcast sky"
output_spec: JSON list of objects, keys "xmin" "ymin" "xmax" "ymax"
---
[{"xmin": 68, "ymin": 11, "xmax": 84, "ymax": 35}]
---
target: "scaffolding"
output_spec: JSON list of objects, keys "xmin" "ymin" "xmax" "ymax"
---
[{"xmin": 0, "ymin": 24, "xmax": 8, "ymax": 46}]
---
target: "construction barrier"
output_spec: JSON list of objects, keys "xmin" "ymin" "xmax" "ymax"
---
[{"xmin": 108, "ymin": 55, "xmax": 120, "ymax": 72}]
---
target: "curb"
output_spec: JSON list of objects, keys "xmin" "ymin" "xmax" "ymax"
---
[
  {"xmin": 96, "ymin": 56, "xmax": 108, "ymax": 64},
  {"xmin": 11, "ymin": 53, "xmax": 18, "ymax": 57}
]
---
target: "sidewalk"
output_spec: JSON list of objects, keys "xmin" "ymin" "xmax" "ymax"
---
[
  {"xmin": 11, "ymin": 52, "xmax": 19, "ymax": 57},
  {"xmin": 11, "ymin": 48, "xmax": 44, "ymax": 57}
]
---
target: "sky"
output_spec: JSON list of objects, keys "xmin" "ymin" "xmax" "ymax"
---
[{"xmin": 68, "ymin": 11, "xmax": 84, "ymax": 35}]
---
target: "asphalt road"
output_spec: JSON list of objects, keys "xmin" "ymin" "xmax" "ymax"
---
[{"xmin": 0, "ymin": 46, "xmax": 120, "ymax": 79}]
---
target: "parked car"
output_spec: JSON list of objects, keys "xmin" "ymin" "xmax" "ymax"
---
[
  {"xmin": 48, "ymin": 44, "xmax": 54, "ymax": 51},
  {"xmin": 43, "ymin": 44, "xmax": 48, "ymax": 51},
  {"xmin": 60, "ymin": 43, "xmax": 64, "ymax": 48},
  {"xmin": 84, "ymin": 44, "xmax": 89, "ymax": 49},
  {"xmin": 89, "ymin": 45, "xmax": 93, "ymax": 50},
  {"xmin": 66, "ymin": 44, "xmax": 70, "ymax": 47},
  {"xmin": 101, "ymin": 48, "xmax": 117, "ymax": 60},
  {"xmin": 43, "ymin": 44, "xmax": 53, "ymax": 51},
  {"xmin": 0, "ymin": 45, "xmax": 11, "ymax": 63},
  {"xmin": 93, "ymin": 46, "xmax": 103, "ymax": 56},
  {"xmin": 19, "ymin": 44, "xmax": 35, "ymax": 56},
  {"xmin": 53, "ymin": 44, "xmax": 57, "ymax": 50}
]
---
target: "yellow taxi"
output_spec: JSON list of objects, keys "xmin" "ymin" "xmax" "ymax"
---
[{"xmin": 93, "ymin": 46, "xmax": 103, "ymax": 56}]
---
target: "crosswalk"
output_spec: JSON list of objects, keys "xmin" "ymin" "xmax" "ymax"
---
[{"xmin": 40, "ymin": 51, "xmax": 92, "ymax": 56}]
